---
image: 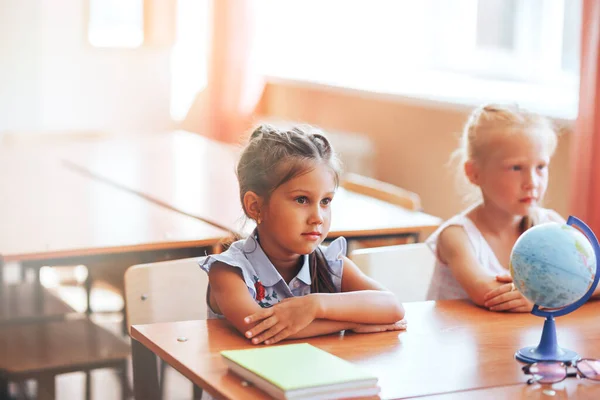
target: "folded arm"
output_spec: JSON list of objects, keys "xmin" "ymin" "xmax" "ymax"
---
[
  {"xmin": 207, "ymin": 262, "xmax": 362, "ymax": 343},
  {"xmin": 208, "ymin": 257, "xmax": 405, "ymax": 345},
  {"xmin": 437, "ymin": 226, "xmax": 508, "ymax": 307},
  {"xmin": 246, "ymin": 256, "xmax": 405, "ymax": 343},
  {"xmin": 310, "ymin": 256, "xmax": 405, "ymax": 323}
]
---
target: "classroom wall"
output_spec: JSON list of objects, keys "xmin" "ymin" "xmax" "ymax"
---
[
  {"xmin": 258, "ymin": 81, "xmax": 572, "ymax": 220},
  {"xmin": 0, "ymin": 0, "xmax": 43, "ymax": 130},
  {"xmin": 0, "ymin": 0, "xmax": 571, "ymax": 221},
  {"xmin": 0, "ymin": 0, "xmax": 174, "ymax": 134}
]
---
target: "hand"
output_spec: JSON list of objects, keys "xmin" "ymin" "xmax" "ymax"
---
[
  {"xmin": 484, "ymin": 282, "xmax": 533, "ymax": 312},
  {"xmin": 243, "ymin": 296, "xmax": 319, "ymax": 345},
  {"xmin": 495, "ymin": 274, "xmax": 513, "ymax": 283},
  {"xmin": 351, "ymin": 319, "xmax": 407, "ymax": 333}
]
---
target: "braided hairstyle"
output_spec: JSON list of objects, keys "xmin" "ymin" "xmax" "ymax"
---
[{"xmin": 237, "ymin": 124, "xmax": 342, "ymax": 293}]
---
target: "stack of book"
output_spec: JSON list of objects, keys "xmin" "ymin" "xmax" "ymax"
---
[{"xmin": 221, "ymin": 343, "xmax": 380, "ymax": 399}]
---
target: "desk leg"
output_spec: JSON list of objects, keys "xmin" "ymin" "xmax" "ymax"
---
[
  {"xmin": 0, "ymin": 374, "xmax": 8, "ymax": 400},
  {"xmin": 21, "ymin": 261, "xmax": 45, "ymax": 313},
  {"xmin": 85, "ymin": 273, "xmax": 93, "ymax": 315},
  {"xmin": 85, "ymin": 370, "xmax": 91, "ymax": 400},
  {"xmin": 34, "ymin": 266, "xmax": 44, "ymax": 313},
  {"xmin": 37, "ymin": 374, "xmax": 55, "ymax": 400},
  {"xmin": 193, "ymin": 384, "xmax": 203, "ymax": 399},
  {"xmin": 132, "ymin": 339, "xmax": 160, "ymax": 400},
  {"xmin": 0, "ymin": 257, "xmax": 4, "ymax": 287},
  {"xmin": 121, "ymin": 359, "xmax": 129, "ymax": 400}
]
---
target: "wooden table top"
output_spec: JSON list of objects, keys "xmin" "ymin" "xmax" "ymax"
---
[
  {"xmin": 417, "ymin": 380, "xmax": 599, "ymax": 399},
  {"xmin": 0, "ymin": 153, "xmax": 228, "ymax": 263},
  {"xmin": 131, "ymin": 300, "xmax": 600, "ymax": 399},
  {"xmin": 0, "ymin": 317, "xmax": 130, "ymax": 375},
  {"xmin": 62, "ymin": 131, "xmax": 442, "ymax": 238},
  {"xmin": 0, "ymin": 283, "xmax": 75, "ymax": 325}
]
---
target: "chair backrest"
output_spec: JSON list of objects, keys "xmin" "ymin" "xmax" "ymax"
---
[
  {"xmin": 350, "ymin": 243, "xmax": 435, "ymax": 302},
  {"xmin": 341, "ymin": 172, "xmax": 422, "ymax": 211},
  {"xmin": 124, "ymin": 257, "xmax": 208, "ymax": 333}
]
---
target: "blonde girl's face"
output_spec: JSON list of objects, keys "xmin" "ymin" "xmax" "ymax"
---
[
  {"xmin": 259, "ymin": 162, "xmax": 336, "ymax": 256},
  {"xmin": 470, "ymin": 130, "xmax": 552, "ymax": 216}
]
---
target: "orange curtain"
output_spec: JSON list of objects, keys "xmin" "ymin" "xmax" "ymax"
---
[
  {"xmin": 569, "ymin": 0, "xmax": 600, "ymax": 234},
  {"xmin": 183, "ymin": 0, "xmax": 264, "ymax": 143}
]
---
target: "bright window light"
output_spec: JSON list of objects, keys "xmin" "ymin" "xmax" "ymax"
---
[
  {"xmin": 254, "ymin": 0, "xmax": 582, "ymax": 119},
  {"xmin": 88, "ymin": 0, "xmax": 144, "ymax": 48},
  {"xmin": 170, "ymin": 0, "xmax": 209, "ymax": 122}
]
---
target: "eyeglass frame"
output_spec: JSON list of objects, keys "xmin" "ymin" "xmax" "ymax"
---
[{"xmin": 522, "ymin": 358, "xmax": 600, "ymax": 385}]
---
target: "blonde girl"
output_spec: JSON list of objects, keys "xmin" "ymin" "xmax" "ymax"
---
[{"xmin": 426, "ymin": 104, "xmax": 565, "ymax": 312}]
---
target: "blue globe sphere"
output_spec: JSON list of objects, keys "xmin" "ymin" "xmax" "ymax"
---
[{"xmin": 510, "ymin": 222, "xmax": 596, "ymax": 309}]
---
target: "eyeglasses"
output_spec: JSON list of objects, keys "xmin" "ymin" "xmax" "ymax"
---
[{"xmin": 522, "ymin": 359, "xmax": 600, "ymax": 384}]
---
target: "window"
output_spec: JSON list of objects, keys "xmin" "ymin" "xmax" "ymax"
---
[
  {"xmin": 254, "ymin": 0, "xmax": 582, "ymax": 119},
  {"xmin": 254, "ymin": 0, "xmax": 431, "ymax": 87},
  {"xmin": 169, "ymin": 0, "xmax": 209, "ymax": 121},
  {"xmin": 432, "ymin": 0, "xmax": 580, "ymax": 85},
  {"xmin": 88, "ymin": 0, "xmax": 144, "ymax": 48}
]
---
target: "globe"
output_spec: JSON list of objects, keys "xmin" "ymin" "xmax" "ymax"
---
[
  {"xmin": 510, "ymin": 222, "xmax": 596, "ymax": 309},
  {"xmin": 510, "ymin": 216, "xmax": 600, "ymax": 364}
]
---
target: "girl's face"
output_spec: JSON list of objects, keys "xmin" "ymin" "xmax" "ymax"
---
[
  {"xmin": 470, "ymin": 130, "xmax": 552, "ymax": 217},
  {"xmin": 258, "ymin": 162, "xmax": 336, "ymax": 258}
]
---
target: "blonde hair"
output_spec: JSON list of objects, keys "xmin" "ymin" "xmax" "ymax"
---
[{"xmin": 452, "ymin": 104, "xmax": 558, "ymax": 213}]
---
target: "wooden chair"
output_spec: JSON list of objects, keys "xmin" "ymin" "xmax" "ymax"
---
[
  {"xmin": 341, "ymin": 173, "xmax": 422, "ymax": 211},
  {"xmin": 341, "ymin": 173, "xmax": 424, "ymax": 250},
  {"xmin": 350, "ymin": 243, "xmax": 435, "ymax": 302},
  {"xmin": 0, "ymin": 317, "xmax": 130, "ymax": 400},
  {"xmin": 124, "ymin": 257, "xmax": 208, "ymax": 400}
]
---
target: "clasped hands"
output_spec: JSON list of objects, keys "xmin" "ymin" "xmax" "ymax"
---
[{"xmin": 483, "ymin": 274, "xmax": 533, "ymax": 312}]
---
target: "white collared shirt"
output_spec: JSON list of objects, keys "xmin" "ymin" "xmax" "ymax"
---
[{"xmin": 199, "ymin": 231, "xmax": 346, "ymax": 319}]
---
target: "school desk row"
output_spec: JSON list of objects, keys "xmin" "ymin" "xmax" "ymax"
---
[
  {"xmin": 131, "ymin": 299, "xmax": 600, "ymax": 400},
  {"xmin": 0, "ymin": 131, "xmax": 441, "ymax": 291},
  {"xmin": 60, "ymin": 130, "xmax": 442, "ymax": 241},
  {"xmin": 0, "ymin": 150, "xmax": 225, "ymax": 320},
  {"xmin": 0, "ymin": 131, "xmax": 441, "ymax": 398}
]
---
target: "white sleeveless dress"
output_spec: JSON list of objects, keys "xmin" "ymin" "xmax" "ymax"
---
[{"xmin": 425, "ymin": 206, "xmax": 557, "ymax": 300}]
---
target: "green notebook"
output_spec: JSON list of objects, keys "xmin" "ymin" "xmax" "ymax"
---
[{"xmin": 221, "ymin": 343, "xmax": 379, "ymax": 400}]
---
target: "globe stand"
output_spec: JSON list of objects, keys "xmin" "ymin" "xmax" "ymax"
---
[
  {"xmin": 515, "ymin": 316, "xmax": 580, "ymax": 363},
  {"xmin": 514, "ymin": 216, "xmax": 600, "ymax": 364}
]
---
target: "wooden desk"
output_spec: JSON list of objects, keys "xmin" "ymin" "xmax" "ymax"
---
[
  {"xmin": 0, "ymin": 317, "xmax": 130, "ymax": 400},
  {"xmin": 0, "ymin": 317, "xmax": 129, "ymax": 378},
  {"xmin": 130, "ymin": 300, "xmax": 600, "ymax": 400},
  {"xmin": 62, "ymin": 131, "xmax": 442, "ymax": 241},
  {"xmin": 0, "ymin": 283, "xmax": 75, "ymax": 326},
  {"xmin": 417, "ymin": 381, "xmax": 600, "ymax": 399},
  {"xmin": 0, "ymin": 154, "xmax": 228, "ymax": 313},
  {"xmin": 0, "ymin": 153, "xmax": 227, "ymax": 264}
]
